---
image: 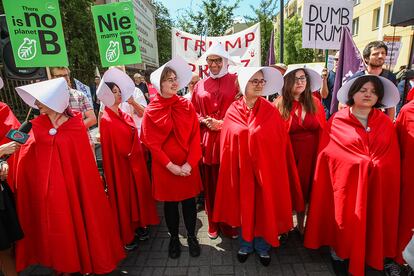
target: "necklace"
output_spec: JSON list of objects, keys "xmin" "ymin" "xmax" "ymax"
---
[{"xmin": 49, "ymin": 113, "xmax": 64, "ymax": 136}]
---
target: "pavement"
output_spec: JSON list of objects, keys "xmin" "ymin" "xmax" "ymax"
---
[{"xmin": 21, "ymin": 205, "xmax": 335, "ymax": 276}]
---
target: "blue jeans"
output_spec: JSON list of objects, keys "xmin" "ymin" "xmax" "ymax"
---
[{"xmin": 239, "ymin": 230, "xmax": 270, "ymax": 256}]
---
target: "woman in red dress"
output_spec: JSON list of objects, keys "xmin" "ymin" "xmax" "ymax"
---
[
  {"xmin": 14, "ymin": 78, "xmax": 125, "ymax": 275},
  {"xmin": 274, "ymin": 67, "xmax": 326, "ymax": 236},
  {"xmin": 97, "ymin": 68, "xmax": 159, "ymax": 251},
  {"xmin": 395, "ymin": 99, "xmax": 414, "ymax": 266},
  {"xmin": 304, "ymin": 75, "xmax": 401, "ymax": 276},
  {"xmin": 141, "ymin": 57, "xmax": 202, "ymax": 259},
  {"xmin": 213, "ymin": 67, "xmax": 304, "ymax": 266}
]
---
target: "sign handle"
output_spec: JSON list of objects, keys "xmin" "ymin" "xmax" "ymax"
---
[
  {"xmin": 46, "ymin": 67, "xmax": 52, "ymax": 80},
  {"xmin": 324, "ymin": 49, "xmax": 329, "ymax": 68}
]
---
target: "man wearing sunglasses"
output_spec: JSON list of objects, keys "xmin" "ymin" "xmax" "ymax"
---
[{"xmin": 191, "ymin": 43, "xmax": 239, "ymax": 240}]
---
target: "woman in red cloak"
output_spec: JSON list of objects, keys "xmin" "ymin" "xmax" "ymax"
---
[
  {"xmin": 304, "ymin": 75, "xmax": 401, "ymax": 276},
  {"xmin": 274, "ymin": 67, "xmax": 326, "ymax": 236},
  {"xmin": 13, "ymin": 78, "xmax": 125, "ymax": 275},
  {"xmin": 141, "ymin": 57, "xmax": 202, "ymax": 259},
  {"xmin": 97, "ymin": 68, "xmax": 159, "ymax": 251},
  {"xmin": 0, "ymin": 76, "xmax": 23, "ymax": 276},
  {"xmin": 395, "ymin": 99, "xmax": 414, "ymax": 266},
  {"xmin": 213, "ymin": 67, "xmax": 304, "ymax": 266}
]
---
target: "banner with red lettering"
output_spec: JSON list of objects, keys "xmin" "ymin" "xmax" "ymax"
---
[{"xmin": 172, "ymin": 23, "xmax": 261, "ymax": 77}]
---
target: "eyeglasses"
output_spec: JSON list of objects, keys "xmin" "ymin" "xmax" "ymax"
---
[
  {"xmin": 248, "ymin": 79, "xmax": 267, "ymax": 86},
  {"xmin": 294, "ymin": 76, "xmax": 307, "ymax": 83},
  {"xmin": 333, "ymin": 58, "xmax": 339, "ymax": 61},
  {"xmin": 165, "ymin": 77, "xmax": 178, "ymax": 83},
  {"xmin": 206, "ymin": 58, "xmax": 223, "ymax": 65},
  {"xmin": 189, "ymin": 81, "xmax": 198, "ymax": 85},
  {"xmin": 52, "ymin": 74, "xmax": 69, "ymax": 78}
]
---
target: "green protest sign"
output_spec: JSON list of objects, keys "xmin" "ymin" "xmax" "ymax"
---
[
  {"xmin": 92, "ymin": 1, "xmax": 142, "ymax": 67},
  {"xmin": 3, "ymin": 0, "xmax": 68, "ymax": 67}
]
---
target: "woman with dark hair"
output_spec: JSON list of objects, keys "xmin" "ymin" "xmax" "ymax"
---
[
  {"xmin": 141, "ymin": 57, "xmax": 202, "ymax": 259},
  {"xmin": 97, "ymin": 68, "xmax": 159, "ymax": 251},
  {"xmin": 213, "ymin": 67, "xmax": 304, "ymax": 266},
  {"xmin": 304, "ymin": 75, "xmax": 401, "ymax": 276},
  {"xmin": 274, "ymin": 67, "xmax": 326, "ymax": 236},
  {"xmin": 13, "ymin": 78, "xmax": 125, "ymax": 275}
]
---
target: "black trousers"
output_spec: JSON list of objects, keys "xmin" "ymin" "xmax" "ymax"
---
[{"xmin": 164, "ymin": 197, "xmax": 196, "ymax": 238}]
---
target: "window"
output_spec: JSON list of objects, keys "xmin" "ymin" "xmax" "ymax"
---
[
  {"xmin": 352, "ymin": 17, "xmax": 359, "ymax": 36},
  {"xmin": 385, "ymin": 3, "xmax": 393, "ymax": 25},
  {"xmin": 373, "ymin": 8, "xmax": 380, "ymax": 29},
  {"xmin": 354, "ymin": 0, "xmax": 360, "ymax": 5}
]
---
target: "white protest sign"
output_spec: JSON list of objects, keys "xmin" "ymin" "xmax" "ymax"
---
[
  {"xmin": 302, "ymin": 0, "xmax": 354, "ymax": 50},
  {"xmin": 172, "ymin": 23, "xmax": 261, "ymax": 78},
  {"xmin": 383, "ymin": 36, "xmax": 402, "ymax": 67}
]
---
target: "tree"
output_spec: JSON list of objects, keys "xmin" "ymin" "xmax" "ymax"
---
[
  {"xmin": 153, "ymin": 0, "xmax": 173, "ymax": 65},
  {"xmin": 59, "ymin": 0, "xmax": 100, "ymax": 84},
  {"xmin": 177, "ymin": 0, "xmax": 240, "ymax": 36},
  {"xmin": 275, "ymin": 14, "xmax": 315, "ymax": 65},
  {"xmin": 245, "ymin": 0, "xmax": 278, "ymax": 65}
]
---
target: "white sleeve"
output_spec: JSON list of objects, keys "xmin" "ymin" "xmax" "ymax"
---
[{"xmin": 134, "ymin": 88, "xmax": 147, "ymax": 107}]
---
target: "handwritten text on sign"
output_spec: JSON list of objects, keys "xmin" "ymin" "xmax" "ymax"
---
[
  {"xmin": 172, "ymin": 23, "xmax": 261, "ymax": 78},
  {"xmin": 302, "ymin": 0, "xmax": 354, "ymax": 50}
]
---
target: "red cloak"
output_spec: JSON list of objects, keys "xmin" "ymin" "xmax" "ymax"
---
[
  {"xmin": 191, "ymin": 73, "xmax": 238, "ymax": 165},
  {"xmin": 14, "ymin": 114, "xmax": 124, "ymax": 274},
  {"xmin": 213, "ymin": 97, "xmax": 304, "ymax": 246},
  {"xmin": 395, "ymin": 100, "xmax": 414, "ymax": 264},
  {"xmin": 286, "ymin": 98, "xmax": 326, "ymax": 202},
  {"xmin": 304, "ymin": 108, "xmax": 401, "ymax": 276},
  {"xmin": 0, "ymin": 102, "xmax": 20, "ymax": 186},
  {"xmin": 100, "ymin": 107, "xmax": 159, "ymax": 245},
  {"xmin": 141, "ymin": 94, "xmax": 202, "ymax": 201}
]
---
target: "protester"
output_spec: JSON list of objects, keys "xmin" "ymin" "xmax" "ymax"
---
[
  {"xmin": 184, "ymin": 73, "xmax": 200, "ymax": 101},
  {"xmin": 268, "ymin": 63, "xmax": 288, "ymax": 102},
  {"xmin": 304, "ymin": 75, "xmax": 400, "ymax": 276},
  {"xmin": 141, "ymin": 57, "xmax": 202, "ymax": 259},
  {"xmin": 89, "ymin": 75, "xmax": 101, "ymax": 115},
  {"xmin": 274, "ymin": 67, "xmax": 326, "ymax": 237},
  {"xmin": 395, "ymin": 99, "xmax": 414, "ymax": 268},
  {"xmin": 191, "ymin": 43, "xmax": 239, "ymax": 239},
  {"xmin": 14, "ymin": 78, "xmax": 125, "ymax": 274},
  {"xmin": 97, "ymin": 68, "xmax": 159, "ymax": 251},
  {"xmin": 320, "ymin": 51, "xmax": 339, "ymax": 118},
  {"xmin": 0, "ymin": 77, "xmax": 23, "ymax": 276},
  {"xmin": 350, "ymin": 41, "xmax": 397, "ymax": 120},
  {"xmin": 134, "ymin": 73, "xmax": 149, "ymax": 103},
  {"xmin": 144, "ymin": 69, "xmax": 158, "ymax": 102},
  {"xmin": 396, "ymin": 69, "xmax": 414, "ymax": 114},
  {"xmin": 213, "ymin": 67, "xmax": 304, "ymax": 267}
]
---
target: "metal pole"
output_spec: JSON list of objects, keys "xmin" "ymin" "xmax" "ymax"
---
[{"xmin": 279, "ymin": 0, "xmax": 284, "ymax": 63}]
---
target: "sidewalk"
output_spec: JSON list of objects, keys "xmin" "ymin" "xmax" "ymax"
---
[{"xmin": 21, "ymin": 207, "xmax": 335, "ymax": 276}]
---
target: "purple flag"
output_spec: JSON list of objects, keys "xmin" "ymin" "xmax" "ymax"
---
[
  {"xmin": 265, "ymin": 29, "xmax": 275, "ymax": 66},
  {"xmin": 330, "ymin": 27, "xmax": 365, "ymax": 114}
]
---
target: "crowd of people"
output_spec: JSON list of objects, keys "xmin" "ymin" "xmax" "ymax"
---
[{"xmin": 0, "ymin": 39, "xmax": 413, "ymax": 276}]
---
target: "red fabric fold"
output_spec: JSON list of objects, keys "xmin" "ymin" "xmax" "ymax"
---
[
  {"xmin": 141, "ymin": 94, "xmax": 202, "ymax": 201},
  {"xmin": 100, "ymin": 107, "xmax": 159, "ymax": 245},
  {"xmin": 213, "ymin": 97, "xmax": 304, "ymax": 246},
  {"xmin": 304, "ymin": 108, "xmax": 401, "ymax": 276},
  {"xmin": 395, "ymin": 101, "xmax": 414, "ymax": 264},
  {"xmin": 191, "ymin": 73, "xmax": 238, "ymax": 165},
  {"xmin": 14, "ymin": 114, "xmax": 124, "ymax": 274}
]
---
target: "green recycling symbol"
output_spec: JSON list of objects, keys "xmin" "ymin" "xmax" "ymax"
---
[
  {"xmin": 18, "ymin": 38, "xmax": 37, "ymax": 60},
  {"xmin": 105, "ymin": 40, "xmax": 120, "ymax": 63}
]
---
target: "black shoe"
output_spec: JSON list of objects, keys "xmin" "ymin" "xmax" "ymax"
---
[
  {"xmin": 384, "ymin": 261, "xmax": 403, "ymax": 276},
  {"xmin": 330, "ymin": 256, "xmax": 348, "ymax": 276},
  {"xmin": 237, "ymin": 251, "xmax": 250, "ymax": 263},
  {"xmin": 259, "ymin": 254, "xmax": 271, "ymax": 267},
  {"xmin": 135, "ymin": 227, "xmax": 150, "ymax": 241},
  {"xmin": 168, "ymin": 236, "xmax": 182, "ymax": 259},
  {"xmin": 187, "ymin": 236, "xmax": 201, "ymax": 257},
  {"xmin": 279, "ymin": 233, "xmax": 289, "ymax": 245},
  {"xmin": 123, "ymin": 240, "xmax": 138, "ymax": 251}
]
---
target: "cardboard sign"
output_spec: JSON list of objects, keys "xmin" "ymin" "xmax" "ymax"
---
[
  {"xmin": 3, "ymin": 0, "xmax": 68, "ymax": 67},
  {"xmin": 172, "ymin": 23, "xmax": 261, "ymax": 78},
  {"xmin": 92, "ymin": 1, "xmax": 141, "ymax": 67},
  {"xmin": 383, "ymin": 36, "xmax": 402, "ymax": 67},
  {"xmin": 302, "ymin": 0, "xmax": 354, "ymax": 50}
]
